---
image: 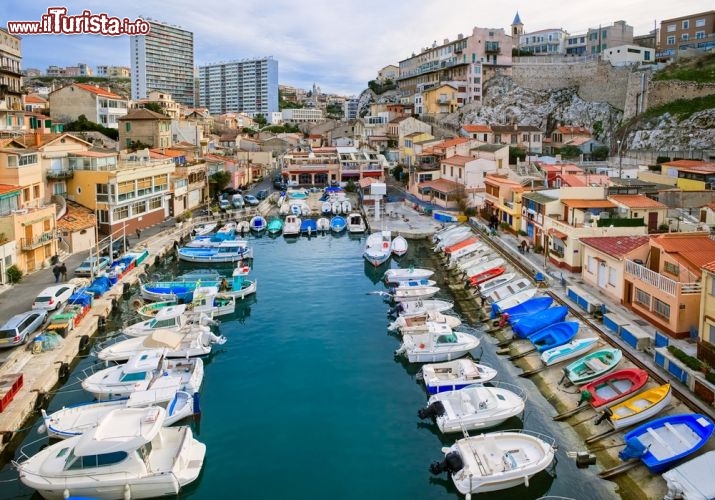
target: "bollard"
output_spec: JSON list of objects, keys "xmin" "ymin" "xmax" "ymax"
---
[
  {"xmin": 79, "ymin": 335, "xmax": 90, "ymax": 353},
  {"xmin": 58, "ymin": 362, "xmax": 70, "ymax": 381},
  {"xmin": 34, "ymin": 392, "xmax": 49, "ymax": 411},
  {"xmin": 122, "ymin": 282, "xmax": 131, "ymax": 296},
  {"xmin": 98, "ymin": 316, "xmax": 107, "ymax": 332}
]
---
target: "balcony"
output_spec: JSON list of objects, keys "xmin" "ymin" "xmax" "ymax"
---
[
  {"xmin": 0, "ymin": 64, "xmax": 22, "ymax": 76},
  {"xmin": 21, "ymin": 231, "xmax": 55, "ymax": 251},
  {"xmin": 46, "ymin": 169, "xmax": 74, "ymax": 180},
  {"xmin": 625, "ymin": 259, "xmax": 701, "ymax": 297},
  {"xmin": 485, "ymin": 42, "xmax": 501, "ymax": 54}
]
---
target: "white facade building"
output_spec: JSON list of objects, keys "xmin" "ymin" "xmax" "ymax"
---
[{"xmin": 281, "ymin": 108, "xmax": 324, "ymax": 123}]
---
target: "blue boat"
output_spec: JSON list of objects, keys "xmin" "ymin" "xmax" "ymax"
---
[
  {"xmin": 498, "ymin": 296, "xmax": 554, "ymax": 323},
  {"xmin": 512, "ymin": 306, "xmax": 569, "ymax": 338},
  {"xmin": 618, "ymin": 413, "xmax": 715, "ymax": 474},
  {"xmin": 178, "ymin": 240, "xmax": 253, "ymax": 263},
  {"xmin": 140, "ymin": 264, "xmax": 257, "ymax": 302},
  {"xmin": 527, "ymin": 321, "xmax": 580, "ymax": 353},
  {"xmin": 330, "ymin": 216, "xmax": 346, "ymax": 233},
  {"xmin": 300, "ymin": 219, "xmax": 318, "ymax": 236}
]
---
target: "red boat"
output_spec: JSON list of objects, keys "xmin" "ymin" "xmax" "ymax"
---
[
  {"xmin": 443, "ymin": 237, "xmax": 479, "ymax": 255},
  {"xmin": 578, "ymin": 368, "xmax": 649, "ymax": 410},
  {"xmin": 468, "ymin": 265, "xmax": 506, "ymax": 287}
]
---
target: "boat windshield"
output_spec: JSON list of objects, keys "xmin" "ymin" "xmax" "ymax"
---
[
  {"xmin": 149, "ymin": 317, "xmax": 179, "ymax": 329},
  {"xmin": 436, "ymin": 334, "xmax": 458, "ymax": 344},
  {"xmin": 64, "ymin": 448, "xmax": 129, "ymax": 470}
]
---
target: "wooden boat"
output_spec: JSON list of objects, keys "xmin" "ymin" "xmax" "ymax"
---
[
  {"xmin": 388, "ymin": 310, "xmax": 462, "ymax": 335},
  {"xmin": 283, "ymin": 215, "xmax": 301, "ymax": 236},
  {"xmin": 383, "ymin": 267, "xmax": 434, "ymax": 283},
  {"xmin": 391, "ymin": 285, "xmax": 440, "ymax": 303},
  {"xmin": 485, "ymin": 278, "xmax": 532, "ymax": 304},
  {"xmin": 419, "ymin": 382, "xmax": 527, "ymax": 434},
  {"xmin": 249, "ymin": 215, "xmax": 267, "ymax": 232},
  {"xmin": 430, "ymin": 430, "xmax": 557, "ymax": 495},
  {"xmin": 527, "ymin": 321, "xmax": 580, "ymax": 353},
  {"xmin": 443, "ymin": 237, "xmax": 479, "ymax": 256},
  {"xmin": 136, "ymin": 299, "xmax": 179, "ymax": 319},
  {"xmin": 580, "ymin": 368, "xmax": 650, "ymax": 410},
  {"xmin": 395, "ymin": 324, "xmax": 480, "ymax": 363},
  {"xmin": 363, "ymin": 231, "xmax": 391, "ymax": 267},
  {"xmin": 450, "ymin": 248, "xmax": 492, "ymax": 270},
  {"xmin": 597, "ymin": 383, "xmax": 672, "ymax": 431},
  {"xmin": 539, "ymin": 337, "xmax": 599, "ymax": 367},
  {"xmin": 433, "ymin": 228, "xmax": 473, "ymax": 251},
  {"xmin": 463, "ymin": 258, "xmax": 505, "ymax": 282},
  {"xmin": 419, "ymin": 358, "xmax": 498, "ymax": 394},
  {"xmin": 391, "ymin": 235, "xmax": 408, "ymax": 257},
  {"xmin": 330, "ymin": 215, "xmax": 347, "ymax": 233},
  {"xmin": 500, "ymin": 296, "xmax": 555, "ymax": 324},
  {"xmin": 388, "ymin": 299, "xmax": 453, "ymax": 317},
  {"xmin": 490, "ymin": 288, "xmax": 537, "ymax": 318},
  {"xmin": 317, "ymin": 217, "xmax": 330, "ymax": 233},
  {"xmin": 477, "ymin": 273, "xmax": 516, "ymax": 295},
  {"xmin": 562, "ymin": 348, "xmax": 622, "ymax": 386},
  {"xmin": 512, "ymin": 306, "xmax": 569, "ymax": 338},
  {"xmin": 347, "ymin": 212, "xmax": 366, "ymax": 233},
  {"xmin": 267, "ymin": 217, "xmax": 283, "ymax": 235},
  {"xmin": 617, "ymin": 413, "xmax": 715, "ymax": 474}
]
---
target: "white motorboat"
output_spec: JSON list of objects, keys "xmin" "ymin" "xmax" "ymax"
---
[
  {"xmin": 347, "ymin": 212, "xmax": 366, "ymax": 233},
  {"xmin": 97, "ymin": 328, "xmax": 226, "ymax": 362},
  {"xmin": 389, "ymin": 299, "xmax": 453, "ymax": 317},
  {"xmin": 485, "ymin": 278, "xmax": 532, "ymax": 304},
  {"xmin": 321, "ymin": 201, "xmax": 332, "ymax": 215},
  {"xmin": 490, "ymin": 288, "xmax": 537, "ymax": 314},
  {"xmin": 236, "ymin": 220, "xmax": 250, "ymax": 234},
  {"xmin": 363, "ymin": 230, "xmax": 391, "ymax": 267},
  {"xmin": 283, "ymin": 215, "xmax": 301, "ymax": 236},
  {"xmin": 341, "ymin": 199, "xmax": 352, "ymax": 214},
  {"xmin": 124, "ymin": 304, "xmax": 211, "ymax": 337},
  {"xmin": 190, "ymin": 286, "xmax": 236, "ymax": 318},
  {"xmin": 40, "ymin": 382, "xmax": 196, "ymax": 439},
  {"xmin": 192, "ymin": 222, "xmax": 217, "ymax": 236},
  {"xmin": 433, "ymin": 229, "xmax": 473, "ymax": 252},
  {"xmin": 81, "ymin": 350, "xmax": 204, "ymax": 400},
  {"xmin": 331, "ymin": 200, "xmax": 342, "ymax": 214},
  {"xmin": 452, "ymin": 254, "xmax": 490, "ymax": 274},
  {"xmin": 395, "ymin": 324, "xmax": 480, "ymax": 363},
  {"xmin": 391, "ymin": 235, "xmax": 408, "ymax": 257},
  {"xmin": 391, "ymin": 285, "xmax": 440, "ymax": 303},
  {"xmin": 419, "ymin": 358, "xmax": 498, "ymax": 394},
  {"xmin": 391, "ymin": 278, "xmax": 437, "ymax": 289},
  {"xmin": 178, "ymin": 240, "xmax": 253, "ymax": 263},
  {"xmin": 317, "ymin": 217, "xmax": 330, "ymax": 232},
  {"xmin": 430, "ymin": 430, "xmax": 557, "ymax": 495},
  {"xmin": 388, "ymin": 310, "xmax": 462, "ymax": 334},
  {"xmin": 445, "ymin": 239, "xmax": 484, "ymax": 264},
  {"xmin": 17, "ymin": 407, "xmax": 205, "ymax": 499},
  {"xmin": 477, "ymin": 273, "xmax": 517, "ymax": 295},
  {"xmin": 448, "ymin": 244, "xmax": 492, "ymax": 269},
  {"xmin": 419, "ymin": 382, "xmax": 527, "ymax": 433},
  {"xmin": 432, "ymin": 224, "xmax": 470, "ymax": 244},
  {"xmin": 383, "ymin": 267, "xmax": 434, "ymax": 283}
]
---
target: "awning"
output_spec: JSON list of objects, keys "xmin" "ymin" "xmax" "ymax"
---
[{"xmin": 548, "ymin": 229, "xmax": 568, "ymax": 240}]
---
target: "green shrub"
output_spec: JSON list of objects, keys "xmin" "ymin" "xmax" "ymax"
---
[
  {"xmin": 667, "ymin": 345, "xmax": 703, "ymax": 371},
  {"xmin": 6, "ymin": 265, "xmax": 22, "ymax": 284}
]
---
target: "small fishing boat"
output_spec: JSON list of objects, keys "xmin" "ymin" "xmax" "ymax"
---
[
  {"xmin": 391, "ymin": 285, "xmax": 441, "ymax": 303},
  {"xmin": 321, "ymin": 201, "xmax": 332, "ymax": 215},
  {"xmin": 512, "ymin": 306, "xmax": 569, "ymax": 338},
  {"xmin": 290, "ymin": 203, "xmax": 302, "ymax": 216},
  {"xmin": 388, "ymin": 299, "xmax": 454, "ymax": 317},
  {"xmin": 390, "ymin": 278, "xmax": 437, "ymax": 289},
  {"xmin": 395, "ymin": 324, "xmax": 480, "ymax": 363},
  {"xmin": 445, "ymin": 239, "xmax": 484, "ymax": 264},
  {"xmin": 443, "ymin": 237, "xmax": 479, "ymax": 256},
  {"xmin": 477, "ymin": 273, "xmax": 516, "ymax": 295},
  {"xmin": 527, "ymin": 321, "xmax": 580, "ymax": 353},
  {"xmin": 124, "ymin": 304, "xmax": 205, "ymax": 337},
  {"xmin": 539, "ymin": 337, "xmax": 599, "ymax": 367},
  {"xmin": 249, "ymin": 215, "xmax": 267, "ymax": 232},
  {"xmin": 317, "ymin": 217, "xmax": 330, "ymax": 233},
  {"xmin": 500, "ymin": 296, "xmax": 555, "ymax": 324},
  {"xmin": 330, "ymin": 215, "xmax": 347, "ymax": 233},
  {"xmin": 136, "ymin": 298, "xmax": 179, "ymax": 319},
  {"xmin": 490, "ymin": 288, "xmax": 537, "ymax": 318},
  {"xmin": 562, "ymin": 348, "xmax": 622, "ymax": 386},
  {"xmin": 267, "ymin": 217, "xmax": 283, "ymax": 235},
  {"xmin": 139, "ymin": 264, "xmax": 255, "ymax": 303},
  {"xmin": 363, "ymin": 230, "xmax": 391, "ymax": 267},
  {"xmin": 580, "ymin": 368, "xmax": 650, "ymax": 410},
  {"xmin": 388, "ymin": 310, "xmax": 462, "ymax": 335},
  {"xmin": 347, "ymin": 212, "xmax": 366, "ymax": 233},
  {"xmin": 190, "ymin": 286, "xmax": 236, "ymax": 318},
  {"xmin": 40, "ymin": 383, "xmax": 196, "ymax": 439},
  {"xmin": 450, "ymin": 248, "xmax": 492, "ymax": 270},
  {"xmin": 617, "ymin": 413, "xmax": 715, "ymax": 474},
  {"xmin": 432, "ymin": 224, "xmax": 469, "ymax": 243},
  {"xmin": 419, "ymin": 358, "xmax": 498, "ymax": 394},
  {"xmin": 81, "ymin": 350, "xmax": 204, "ymax": 400},
  {"xmin": 485, "ymin": 278, "xmax": 532, "ymax": 304},
  {"xmin": 236, "ymin": 220, "xmax": 250, "ymax": 234},
  {"xmin": 283, "ymin": 215, "xmax": 301, "ymax": 236},
  {"xmin": 97, "ymin": 328, "xmax": 226, "ymax": 362},
  {"xmin": 391, "ymin": 235, "xmax": 408, "ymax": 257},
  {"xmin": 383, "ymin": 267, "xmax": 434, "ymax": 283},
  {"xmin": 662, "ymin": 450, "xmax": 715, "ymax": 500},
  {"xmin": 178, "ymin": 240, "xmax": 252, "ymax": 263},
  {"xmin": 193, "ymin": 222, "xmax": 217, "ymax": 236},
  {"xmin": 464, "ymin": 257, "xmax": 505, "ymax": 280},
  {"xmin": 300, "ymin": 218, "xmax": 318, "ymax": 236},
  {"xmin": 419, "ymin": 382, "xmax": 527, "ymax": 434},
  {"xmin": 341, "ymin": 199, "xmax": 352, "ymax": 214},
  {"xmin": 331, "ymin": 200, "xmax": 342, "ymax": 214},
  {"xmin": 596, "ymin": 383, "xmax": 672, "ymax": 431},
  {"xmin": 430, "ymin": 430, "xmax": 557, "ymax": 495},
  {"xmin": 434, "ymin": 228, "xmax": 473, "ymax": 252}
]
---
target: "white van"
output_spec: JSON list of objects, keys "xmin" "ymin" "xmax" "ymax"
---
[{"xmin": 231, "ymin": 194, "xmax": 244, "ymax": 209}]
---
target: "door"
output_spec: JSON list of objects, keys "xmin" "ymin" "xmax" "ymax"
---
[
  {"xmin": 648, "ymin": 212, "xmax": 658, "ymax": 232},
  {"xmin": 623, "ymin": 280, "xmax": 633, "ymax": 305},
  {"xmin": 597, "ymin": 261, "xmax": 607, "ymax": 289}
]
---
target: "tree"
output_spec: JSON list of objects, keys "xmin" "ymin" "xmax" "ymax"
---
[
  {"xmin": 143, "ymin": 102, "xmax": 165, "ymax": 115},
  {"xmin": 509, "ymin": 146, "xmax": 526, "ymax": 165},
  {"xmin": 254, "ymin": 113, "xmax": 268, "ymax": 127},
  {"xmin": 209, "ymin": 171, "xmax": 232, "ymax": 198},
  {"xmin": 591, "ymin": 146, "xmax": 609, "ymax": 161},
  {"xmin": 64, "ymin": 114, "xmax": 119, "ymax": 140},
  {"xmin": 558, "ymin": 145, "xmax": 582, "ymax": 159}
]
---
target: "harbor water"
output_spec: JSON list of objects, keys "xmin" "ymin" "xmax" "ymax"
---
[{"xmin": 0, "ymin": 233, "xmax": 618, "ymax": 499}]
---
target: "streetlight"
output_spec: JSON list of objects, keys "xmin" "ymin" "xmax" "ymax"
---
[
  {"xmin": 616, "ymin": 139, "xmax": 623, "ymax": 179},
  {"xmin": 689, "ymin": 133, "xmax": 693, "ymax": 159}
]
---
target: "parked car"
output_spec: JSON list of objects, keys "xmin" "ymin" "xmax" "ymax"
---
[
  {"xmin": 244, "ymin": 194, "xmax": 260, "ymax": 206},
  {"xmin": 32, "ymin": 284, "xmax": 77, "ymax": 311},
  {"xmin": 219, "ymin": 199, "xmax": 231, "ymax": 211},
  {"xmin": 256, "ymin": 189, "xmax": 269, "ymax": 200},
  {"xmin": 231, "ymin": 194, "xmax": 245, "ymax": 209},
  {"xmin": 74, "ymin": 256, "xmax": 112, "ymax": 277},
  {"xmin": 0, "ymin": 310, "xmax": 48, "ymax": 348}
]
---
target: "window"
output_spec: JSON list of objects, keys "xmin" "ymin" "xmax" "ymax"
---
[
  {"xmin": 663, "ymin": 261, "xmax": 679, "ymax": 276},
  {"xmin": 608, "ymin": 267, "xmax": 617, "ymax": 286},
  {"xmin": 653, "ymin": 298, "xmax": 671, "ymax": 318},
  {"xmin": 635, "ymin": 288, "xmax": 651, "ymax": 307},
  {"xmin": 96, "ymin": 183, "xmax": 109, "ymax": 202},
  {"xmin": 682, "ymin": 20, "xmax": 689, "ymax": 29},
  {"xmin": 113, "ymin": 206, "xmax": 129, "ymax": 221},
  {"xmin": 132, "ymin": 200, "xmax": 146, "ymax": 215},
  {"xmin": 682, "ymin": 34, "xmax": 689, "ymax": 41},
  {"xmin": 667, "ymin": 24, "xmax": 676, "ymax": 32},
  {"xmin": 696, "ymin": 31, "xmax": 706, "ymax": 39},
  {"xmin": 588, "ymin": 256, "xmax": 595, "ymax": 274},
  {"xmin": 149, "ymin": 197, "xmax": 162, "ymax": 210},
  {"xmin": 667, "ymin": 36, "xmax": 676, "ymax": 45},
  {"xmin": 696, "ymin": 18, "xmax": 706, "ymax": 27},
  {"xmin": 97, "ymin": 210, "xmax": 109, "ymax": 223},
  {"xmin": 18, "ymin": 154, "xmax": 38, "ymax": 166},
  {"xmin": 125, "ymin": 122, "xmax": 131, "ymax": 132}
]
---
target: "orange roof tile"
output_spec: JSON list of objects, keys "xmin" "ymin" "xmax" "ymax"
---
[
  {"xmin": 442, "ymin": 155, "xmax": 473, "ymax": 166},
  {"xmin": 419, "ymin": 178, "xmax": 461, "ymax": 193},
  {"xmin": 0, "ymin": 184, "xmax": 21, "ymax": 196},
  {"xmin": 610, "ymin": 195, "xmax": 667, "ymax": 209},
  {"xmin": 73, "ymin": 83, "xmax": 125, "ymax": 99},
  {"xmin": 560, "ymin": 199, "xmax": 616, "ymax": 208},
  {"xmin": 434, "ymin": 137, "xmax": 469, "ymax": 149},
  {"xmin": 484, "ymin": 175, "xmax": 524, "ymax": 187},
  {"xmin": 462, "ymin": 124, "xmax": 492, "ymax": 133},
  {"xmin": 57, "ymin": 202, "xmax": 96, "ymax": 232},
  {"xmin": 556, "ymin": 126, "xmax": 591, "ymax": 135},
  {"xmin": 559, "ymin": 174, "xmax": 610, "ymax": 187},
  {"xmin": 661, "ymin": 159, "xmax": 709, "ymax": 168},
  {"xmin": 580, "ymin": 236, "xmax": 650, "ymax": 258},
  {"xmin": 25, "ymin": 94, "xmax": 47, "ymax": 104}
]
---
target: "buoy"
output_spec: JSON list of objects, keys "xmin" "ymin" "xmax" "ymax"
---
[
  {"xmin": 37, "ymin": 424, "xmax": 46, "ymax": 434},
  {"xmin": 63, "ymin": 489, "xmax": 70, "ymax": 499},
  {"xmin": 124, "ymin": 484, "xmax": 132, "ymax": 500}
]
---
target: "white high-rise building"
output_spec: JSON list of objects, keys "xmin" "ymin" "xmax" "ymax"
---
[
  {"xmin": 198, "ymin": 57, "xmax": 278, "ymax": 116},
  {"xmin": 130, "ymin": 19, "xmax": 195, "ymax": 107}
]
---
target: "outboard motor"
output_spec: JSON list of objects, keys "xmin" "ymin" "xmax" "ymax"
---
[
  {"xmin": 430, "ymin": 451, "xmax": 464, "ymax": 475},
  {"xmin": 594, "ymin": 407, "xmax": 613, "ymax": 425},
  {"xmin": 418, "ymin": 401, "xmax": 446, "ymax": 421}
]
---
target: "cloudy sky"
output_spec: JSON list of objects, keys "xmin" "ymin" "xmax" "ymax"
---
[{"xmin": 3, "ymin": 1, "xmax": 713, "ymax": 96}]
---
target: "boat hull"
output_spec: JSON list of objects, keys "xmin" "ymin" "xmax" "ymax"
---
[
  {"xmin": 582, "ymin": 368, "xmax": 650, "ymax": 410},
  {"xmin": 539, "ymin": 337, "xmax": 599, "ymax": 366},
  {"xmin": 607, "ymin": 383, "xmax": 672, "ymax": 430},
  {"xmin": 512, "ymin": 306, "xmax": 570, "ymax": 338}
]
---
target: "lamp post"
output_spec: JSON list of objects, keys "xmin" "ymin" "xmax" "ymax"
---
[
  {"xmin": 689, "ymin": 133, "xmax": 693, "ymax": 159},
  {"xmin": 616, "ymin": 139, "xmax": 623, "ymax": 179}
]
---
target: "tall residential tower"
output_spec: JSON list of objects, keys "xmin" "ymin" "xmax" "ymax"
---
[
  {"xmin": 130, "ymin": 19, "xmax": 195, "ymax": 107},
  {"xmin": 198, "ymin": 57, "xmax": 278, "ymax": 116}
]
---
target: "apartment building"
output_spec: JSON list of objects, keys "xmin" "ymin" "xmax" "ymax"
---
[
  {"xmin": 118, "ymin": 109, "xmax": 172, "ymax": 150},
  {"xmin": 49, "ymin": 83, "xmax": 128, "ymax": 129},
  {"xmin": 198, "ymin": 57, "xmax": 279, "ymax": 116},
  {"xmin": 517, "ymin": 28, "xmax": 569, "ymax": 56},
  {"xmin": 96, "ymin": 65, "xmax": 131, "ymax": 78},
  {"xmin": 131, "ymin": 19, "xmax": 195, "ymax": 106},
  {"xmin": 281, "ymin": 108, "xmax": 323, "ymax": 123},
  {"xmin": 0, "ymin": 28, "xmax": 24, "ymax": 133},
  {"xmin": 659, "ymin": 10, "xmax": 715, "ymax": 57}
]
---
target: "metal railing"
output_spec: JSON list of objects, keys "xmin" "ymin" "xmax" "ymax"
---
[
  {"xmin": 21, "ymin": 231, "xmax": 55, "ymax": 250},
  {"xmin": 624, "ymin": 259, "xmax": 701, "ymax": 296}
]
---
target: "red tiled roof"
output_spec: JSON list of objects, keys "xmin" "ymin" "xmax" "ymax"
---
[
  {"xmin": 703, "ymin": 261, "xmax": 715, "ymax": 273},
  {"xmin": 442, "ymin": 155, "xmax": 472, "ymax": 166},
  {"xmin": 559, "ymin": 174, "xmax": 610, "ymax": 187},
  {"xmin": 25, "ymin": 94, "xmax": 47, "ymax": 104},
  {"xmin": 548, "ymin": 229, "xmax": 568, "ymax": 240},
  {"xmin": 580, "ymin": 236, "xmax": 650, "ymax": 258},
  {"xmin": 0, "ymin": 184, "xmax": 21, "ymax": 196},
  {"xmin": 610, "ymin": 195, "xmax": 667, "ymax": 209},
  {"xmin": 74, "ymin": 83, "xmax": 124, "ymax": 99},
  {"xmin": 462, "ymin": 124, "xmax": 492, "ymax": 133},
  {"xmin": 419, "ymin": 178, "xmax": 461, "ymax": 193},
  {"xmin": 651, "ymin": 233, "xmax": 715, "ymax": 273},
  {"xmin": 560, "ymin": 199, "xmax": 616, "ymax": 208},
  {"xmin": 565, "ymin": 137, "xmax": 592, "ymax": 146},
  {"xmin": 434, "ymin": 137, "xmax": 469, "ymax": 149},
  {"xmin": 57, "ymin": 201, "xmax": 96, "ymax": 232},
  {"xmin": 661, "ymin": 160, "xmax": 709, "ymax": 169},
  {"xmin": 556, "ymin": 126, "xmax": 590, "ymax": 135}
]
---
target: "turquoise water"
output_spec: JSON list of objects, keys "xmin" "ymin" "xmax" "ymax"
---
[{"xmin": 0, "ymin": 234, "xmax": 617, "ymax": 499}]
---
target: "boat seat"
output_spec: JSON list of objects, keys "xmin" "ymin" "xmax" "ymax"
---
[
  {"xmin": 585, "ymin": 358, "xmax": 608, "ymax": 372},
  {"xmin": 664, "ymin": 422, "xmax": 694, "ymax": 448},
  {"xmin": 645, "ymin": 426, "xmax": 676, "ymax": 455}
]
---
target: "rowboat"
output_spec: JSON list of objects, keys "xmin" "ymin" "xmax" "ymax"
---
[
  {"xmin": 450, "ymin": 251, "xmax": 490, "ymax": 272},
  {"xmin": 432, "ymin": 224, "xmax": 470, "ymax": 244},
  {"xmin": 300, "ymin": 218, "xmax": 317, "ymax": 236},
  {"xmin": 490, "ymin": 288, "xmax": 537, "ymax": 318},
  {"xmin": 484, "ymin": 278, "xmax": 532, "ymax": 304},
  {"xmin": 193, "ymin": 222, "xmax": 217, "ymax": 236},
  {"xmin": 617, "ymin": 413, "xmax": 715, "ymax": 474},
  {"xmin": 580, "ymin": 368, "xmax": 650, "ymax": 410},
  {"xmin": 390, "ymin": 278, "xmax": 437, "ymax": 289},
  {"xmin": 477, "ymin": 273, "xmax": 516, "ymax": 295},
  {"xmin": 443, "ymin": 237, "xmax": 480, "ymax": 259},
  {"xmin": 383, "ymin": 267, "xmax": 434, "ymax": 284},
  {"xmin": 662, "ymin": 450, "xmax": 715, "ymax": 500},
  {"xmin": 596, "ymin": 383, "xmax": 672, "ymax": 431},
  {"xmin": 316, "ymin": 217, "xmax": 330, "ymax": 233},
  {"xmin": 136, "ymin": 299, "xmax": 179, "ymax": 319},
  {"xmin": 433, "ymin": 227, "xmax": 473, "ymax": 251},
  {"xmin": 562, "ymin": 348, "xmax": 622, "ymax": 386},
  {"xmin": 539, "ymin": 337, "xmax": 599, "ymax": 366},
  {"xmin": 363, "ymin": 231, "xmax": 391, "ymax": 267},
  {"xmin": 267, "ymin": 217, "xmax": 283, "ymax": 235},
  {"xmin": 391, "ymin": 235, "xmax": 409, "ymax": 257},
  {"xmin": 527, "ymin": 321, "xmax": 580, "ymax": 353},
  {"xmin": 501, "ymin": 296, "xmax": 555, "ymax": 324},
  {"xmin": 178, "ymin": 240, "xmax": 253, "ymax": 263},
  {"xmin": 512, "ymin": 306, "xmax": 569, "ymax": 338},
  {"xmin": 463, "ymin": 258, "xmax": 504, "ymax": 281},
  {"xmin": 430, "ymin": 430, "xmax": 557, "ymax": 495},
  {"xmin": 448, "ymin": 243, "xmax": 491, "ymax": 268},
  {"xmin": 419, "ymin": 358, "xmax": 498, "ymax": 394},
  {"xmin": 466, "ymin": 262, "xmax": 506, "ymax": 287},
  {"xmin": 330, "ymin": 215, "xmax": 347, "ymax": 233},
  {"xmin": 249, "ymin": 215, "xmax": 266, "ymax": 232}
]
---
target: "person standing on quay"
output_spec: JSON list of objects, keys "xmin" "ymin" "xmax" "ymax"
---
[
  {"xmin": 60, "ymin": 263, "xmax": 67, "ymax": 281},
  {"xmin": 52, "ymin": 264, "xmax": 61, "ymax": 283},
  {"xmin": 136, "ymin": 228, "xmax": 141, "ymax": 240}
]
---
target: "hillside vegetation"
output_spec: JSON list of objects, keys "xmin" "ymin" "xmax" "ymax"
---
[{"xmin": 653, "ymin": 52, "xmax": 715, "ymax": 83}]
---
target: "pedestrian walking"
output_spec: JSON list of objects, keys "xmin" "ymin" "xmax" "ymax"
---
[
  {"xmin": 59, "ymin": 263, "xmax": 67, "ymax": 281},
  {"xmin": 52, "ymin": 264, "xmax": 61, "ymax": 283},
  {"xmin": 136, "ymin": 228, "xmax": 141, "ymax": 240}
]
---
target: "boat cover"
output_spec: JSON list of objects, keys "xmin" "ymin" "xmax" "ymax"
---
[{"xmin": 663, "ymin": 450, "xmax": 715, "ymax": 500}]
